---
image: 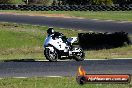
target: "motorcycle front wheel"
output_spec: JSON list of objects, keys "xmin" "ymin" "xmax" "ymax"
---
[{"xmin": 44, "ymin": 47, "xmax": 58, "ymax": 62}]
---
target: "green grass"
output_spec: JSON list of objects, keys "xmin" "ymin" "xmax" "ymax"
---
[
  {"xmin": 87, "ymin": 45, "xmax": 132, "ymax": 59},
  {"xmin": 0, "ymin": 77, "xmax": 131, "ymax": 88},
  {"xmin": 1, "ymin": 10, "xmax": 132, "ymax": 21},
  {"xmin": 0, "ymin": 22, "xmax": 80, "ymax": 60},
  {"xmin": 0, "ymin": 22, "xmax": 132, "ymax": 60}
]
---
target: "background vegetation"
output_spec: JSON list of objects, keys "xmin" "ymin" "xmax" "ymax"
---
[
  {"xmin": 61, "ymin": 0, "xmax": 132, "ymax": 5},
  {"xmin": 0, "ymin": 0, "xmax": 131, "ymax": 5}
]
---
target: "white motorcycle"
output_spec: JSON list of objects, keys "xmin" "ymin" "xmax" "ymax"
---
[{"xmin": 43, "ymin": 30, "xmax": 85, "ymax": 62}]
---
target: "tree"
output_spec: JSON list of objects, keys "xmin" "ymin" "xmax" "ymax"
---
[
  {"xmin": 89, "ymin": 0, "xmax": 113, "ymax": 5},
  {"xmin": 36, "ymin": 0, "xmax": 50, "ymax": 5},
  {"xmin": 24, "ymin": 0, "xmax": 51, "ymax": 5},
  {"xmin": 62, "ymin": 0, "xmax": 113, "ymax": 5},
  {"xmin": 65, "ymin": 0, "xmax": 90, "ymax": 5},
  {"xmin": 0, "ymin": 0, "xmax": 12, "ymax": 4},
  {"xmin": 52, "ymin": 0, "xmax": 57, "ymax": 5},
  {"xmin": 114, "ymin": 0, "xmax": 131, "ymax": 5}
]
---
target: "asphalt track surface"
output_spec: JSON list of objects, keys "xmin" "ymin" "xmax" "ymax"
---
[
  {"xmin": 0, "ymin": 14, "xmax": 132, "ymax": 34},
  {"xmin": 0, "ymin": 59, "xmax": 132, "ymax": 77},
  {"xmin": 0, "ymin": 14, "xmax": 132, "ymax": 77}
]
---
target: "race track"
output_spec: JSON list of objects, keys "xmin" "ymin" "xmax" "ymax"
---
[
  {"xmin": 0, "ymin": 14, "xmax": 132, "ymax": 33},
  {"xmin": 0, "ymin": 59, "xmax": 132, "ymax": 77},
  {"xmin": 0, "ymin": 14, "xmax": 132, "ymax": 77}
]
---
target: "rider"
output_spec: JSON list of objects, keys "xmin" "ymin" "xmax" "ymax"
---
[
  {"xmin": 47, "ymin": 27, "xmax": 55, "ymax": 36},
  {"xmin": 47, "ymin": 27, "xmax": 63, "ymax": 37},
  {"xmin": 47, "ymin": 27, "xmax": 67, "ymax": 42}
]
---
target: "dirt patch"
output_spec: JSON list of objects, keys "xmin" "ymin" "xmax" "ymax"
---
[
  {"xmin": 0, "ymin": 12, "xmax": 17, "ymax": 15},
  {"xmin": 0, "ymin": 12, "xmax": 73, "ymax": 18},
  {"xmin": 0, "ymin": 12, "xmax": 75, "ymax": 18},
  {"xmin": 27, "ymin": 13, "xmax": 73, "ymax": 18}
]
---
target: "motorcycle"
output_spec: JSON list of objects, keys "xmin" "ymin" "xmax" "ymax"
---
[{"xmin": 43, "ymin": 30, "xmax": 85, "ymax": 62}]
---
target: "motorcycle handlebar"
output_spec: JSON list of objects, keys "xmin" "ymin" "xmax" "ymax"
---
[{"xmin": 50, "ymin": 32, "xmax": 64, "ymax": 39}]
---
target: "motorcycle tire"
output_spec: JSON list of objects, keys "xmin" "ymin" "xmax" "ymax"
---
[
  {"xmin": 44, "ymin": 47, "xmax": 58, "ymax": 62},
  {"xmin": 73, "ymin": 46, "xmax": 85, "ymax": 61}
]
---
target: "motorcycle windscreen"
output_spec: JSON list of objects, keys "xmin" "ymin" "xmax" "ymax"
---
[{"xmin": 67, "ymin": 37, "xmax": 78, "ymax": 44}]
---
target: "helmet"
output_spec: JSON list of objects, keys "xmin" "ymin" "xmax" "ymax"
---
[{"xmin": 47, "ymin": 27, "xmax": 55, "ymax": 35}]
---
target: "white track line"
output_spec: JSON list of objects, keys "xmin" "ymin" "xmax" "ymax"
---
[
  {"xmin": 13, "ymin": 77, "xmax": 28, "ymax": 79},
  {"xmin": 45, "ymin": 76, "xmax": 62, "ymax": 78},
  {"xmin": 0, "ymin": 58, "xmax": 129, "ymax": 62},
  {"xmin": 90, "ymin": 18, "xmax": 132, "ymax": 23},
  {"xmin": 0, "ymin": 76, "xmax": 63, "ymax": 79},
  {"xmin": 35, "ymin": 58, "xmax": 132, "ymax": 62},
  {"xmin": 117, "ymin": 21, "xmax": 132, "ymax": 23},
  {"xmin": 86, "ymin": 58, "xmax": 132, "ymax": 60},
  {"xmin": 113, "ymin": 58, "xmax": 132, "ymax": 60},
  {"xmin": 92, "ymin": 19, "xmax": 99, "ymax": 21}
]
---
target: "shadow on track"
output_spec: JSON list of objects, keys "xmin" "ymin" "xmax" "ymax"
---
[
  {"xmin": 3, "ymin": 59, "xmax": 38, "ymax": 62},
  {"xmin": 2, "ymin": 59, "xmax": 80, "ymax": 62},
  {"xmin": 2, "ymin": 58, "xmax": 132, "ymax": 63}
]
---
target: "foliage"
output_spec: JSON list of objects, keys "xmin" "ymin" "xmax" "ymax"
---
[
  {"xmin": 0, "ymin": 0, "xmax": 131, "ymax": 5},
  {"xmin": 0, "ymin": 0, "xmax": 12, "ymax": 4},
  {"xmin": 0, "ymin": 0, "xmax": 24, "ymax": 4},
  {"xmin": 22, "ymin": 0, "xmax": 51, "ymax": 5},
  {"xmin": 60, "ymin": 0, "xmax": 131, "ymax": 5}
]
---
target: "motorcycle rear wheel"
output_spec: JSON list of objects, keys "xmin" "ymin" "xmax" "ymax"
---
[{"xmin": 73, "ymin": 46, "xmax": 85, "ymax": 61}]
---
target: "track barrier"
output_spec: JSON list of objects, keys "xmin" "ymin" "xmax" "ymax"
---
[{"xmin": 0, "ymin": 4, "xmax": 132, "ymax": 11}]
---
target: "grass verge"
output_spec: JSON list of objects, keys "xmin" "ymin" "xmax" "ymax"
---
[
  {"xmin": 0, "ymin": 77, "xmax": 131, "ymax": 88},
  {"xmin": 0, "ymin": 10, "xmax": 132, "ymax": 21},
  {"xmin": 0, "ymin": 22, "xmax": 132, "ymax": 60},
  {"xmin": 0, "ymin": 22, "xmax": 80, "ymax": 60}
]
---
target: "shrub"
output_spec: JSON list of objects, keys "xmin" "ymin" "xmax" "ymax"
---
[
  {"xmin": 0, "ymin": 0, "xmax": 24, "ymax": 4},
  {"xmin": 0, "ymin": 0, "xmax": 12, "ymax": 4},
  {"xmin": 28, "ymin": 0, "xmax": 51, "ymax": 5}
]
